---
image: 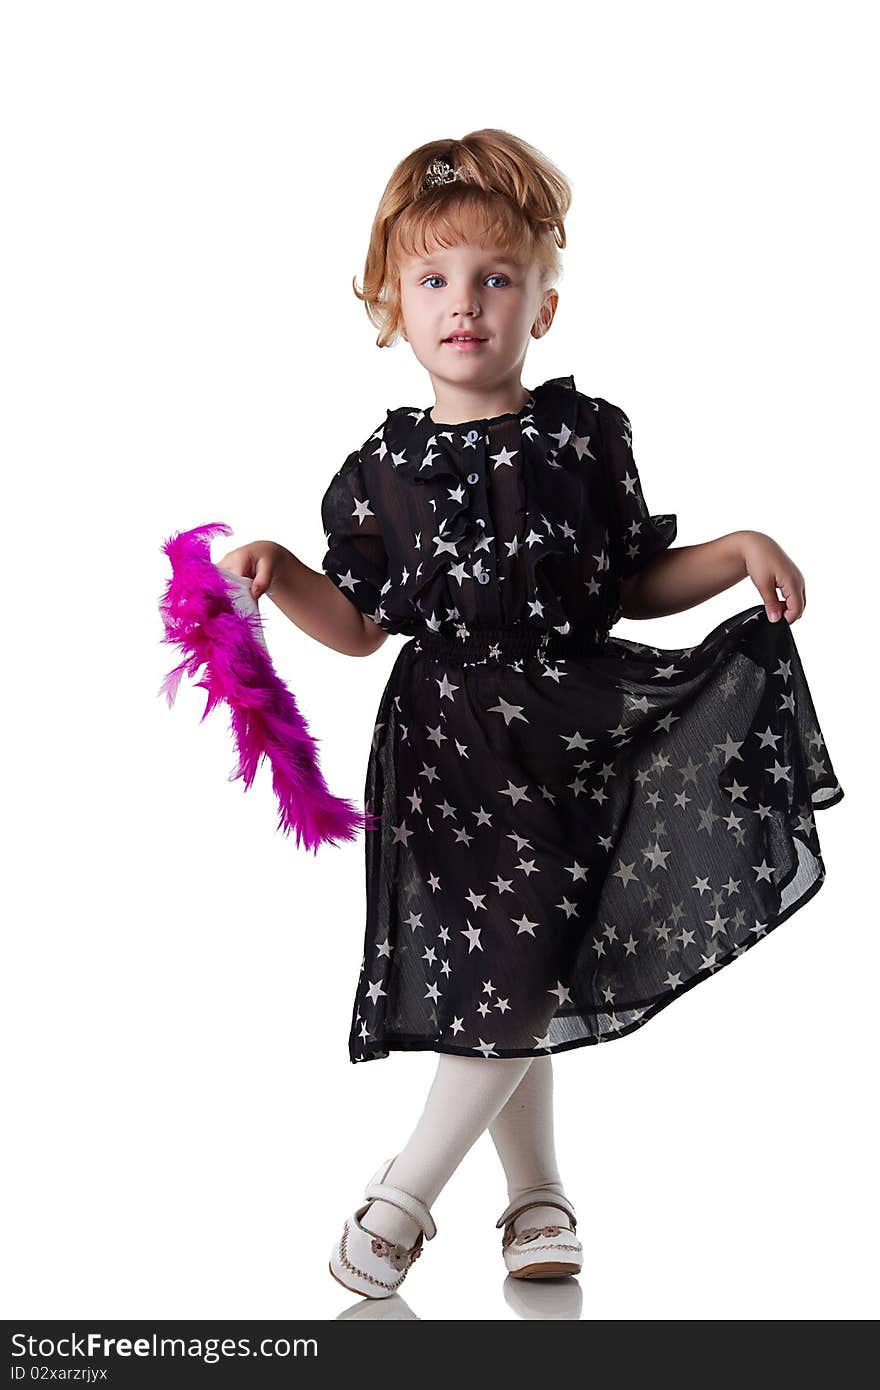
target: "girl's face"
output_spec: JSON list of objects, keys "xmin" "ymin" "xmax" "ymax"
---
[{"xmin": 397, "ymin": 227, "xmax": 556, "ymax": 399}]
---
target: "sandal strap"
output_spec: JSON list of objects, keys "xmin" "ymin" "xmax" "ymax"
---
[
  {"xmin": 495, "ymin": 1188, "xmax": 577, "ymax": 1231},
  {"xmin": 364, "ymin": 1181, "xmax": 437, "ymax": 1240},
  {"xmin": 364, "ymin": 1157, "xmax": 437, "ymax": 1241}
]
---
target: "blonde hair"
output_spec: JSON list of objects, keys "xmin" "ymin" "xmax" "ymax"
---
[{"xmin": 353, "ymin": 129, "xmax": 572, "ymax": 349}]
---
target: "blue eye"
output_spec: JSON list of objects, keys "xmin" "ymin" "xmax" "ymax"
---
[{"xmin": 419, "ymin": 274, "xmax": 511, "ymax": 290}]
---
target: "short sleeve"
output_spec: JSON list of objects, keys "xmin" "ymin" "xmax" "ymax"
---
[
  {"xmin": 320, "ymin": 449, "xmax": 390, "ymax": 621},
  {"xmin": 598, "ymin": 398, "xmax": 677, "ymax": 578}
]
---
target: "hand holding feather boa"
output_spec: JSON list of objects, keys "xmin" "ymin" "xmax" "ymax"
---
[{"xmin": 158, "ymin": 521, "xmax": 380, "ymax": 852}]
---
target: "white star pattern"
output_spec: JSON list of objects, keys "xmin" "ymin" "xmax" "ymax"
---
[{"xmin": 319, "ymin": 380, "xmax": 843, "ymax": 1062}]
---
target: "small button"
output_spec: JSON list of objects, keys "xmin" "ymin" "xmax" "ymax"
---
[
  {"xmin": 467, "ymin": 471, "xmax": 479, "ymax": 484},
  {"xmin": 475, "ymin": 517, "xmax": 486, "ymax": 527},
  {"xmin": 466, "ymin": 429, "xmax": 480, "ymax": 444},
  {"xmin": 477, "ymin": 570, "xmax": 490, "ymax": 585}
]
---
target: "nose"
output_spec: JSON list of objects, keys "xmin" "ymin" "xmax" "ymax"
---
[{"xmin": 450, "ymin": 285, "xmax": 481, "ymax": 318}]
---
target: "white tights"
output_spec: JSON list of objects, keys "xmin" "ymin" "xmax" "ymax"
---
[{"xmin": 361, "ymin": 1054, "xmax": 568, "ymax": 1247}]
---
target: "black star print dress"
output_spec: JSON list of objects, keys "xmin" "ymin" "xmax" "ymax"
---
[{"xmin": 320, "ymin": 375, "xmax": 844, "ymax": 1063}]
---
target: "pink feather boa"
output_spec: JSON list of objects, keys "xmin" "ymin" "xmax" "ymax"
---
[{"xmin": 158, "ymin": 522, "xmax": 381, "ymax": 852}]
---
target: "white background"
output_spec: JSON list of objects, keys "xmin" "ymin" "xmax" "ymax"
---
[{"xmin": 2, "ymin": 0, "xmax": 874, "ymax": 1322}]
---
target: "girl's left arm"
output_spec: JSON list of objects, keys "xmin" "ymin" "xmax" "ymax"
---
[{"xmin": 621, "ymin": 530, "xmax": 806, "ymax": 625}]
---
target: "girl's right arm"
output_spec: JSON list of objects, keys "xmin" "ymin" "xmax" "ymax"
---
[{"xmin": 216, "ymin": 540, "xmax": 388, "ymax": 658}]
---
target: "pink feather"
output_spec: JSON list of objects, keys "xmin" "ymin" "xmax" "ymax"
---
[{"xmin": 157, "ymin": 521, "xmax": 382, "ymax": 852}]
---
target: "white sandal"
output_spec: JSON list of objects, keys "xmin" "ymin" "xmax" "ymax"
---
[
  {"xmin": 495, "ymin": 1189, "xmax": 583, "ymax": 1279},
  {"xmin": 329, "ymin": 1156, "xmax": 437, "ymax": 1300}
]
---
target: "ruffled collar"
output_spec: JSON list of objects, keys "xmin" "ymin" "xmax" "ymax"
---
[{"xmin": 383, "ymin": 375, "xmax": 581, "ymax": 480}]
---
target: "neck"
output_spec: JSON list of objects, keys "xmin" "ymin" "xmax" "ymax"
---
[{"xmin": 427, "ymin": 374, "xmax": 531, "ymax": 426}]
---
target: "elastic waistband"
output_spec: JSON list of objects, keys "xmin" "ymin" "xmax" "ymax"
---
[{"xmin": 413, "ymin": 624, "xmax": 608, "ymax": 666}]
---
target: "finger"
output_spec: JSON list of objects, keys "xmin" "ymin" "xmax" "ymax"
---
[
  {"xmin": 251, "ymin": 556, "xmax": 273, "ymax": 601},
  {"xmin": 778, "ymin": 577, "xmax": 805, "ymax": 624},
  {"xmin": 755, "ymin": 578, "xmax": 784, "ymax": 622}
]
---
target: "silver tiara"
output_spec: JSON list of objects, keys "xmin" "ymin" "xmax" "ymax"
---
[{"xmin": 421, "ymin": 157, "xmax": 466, "ymax": 192}]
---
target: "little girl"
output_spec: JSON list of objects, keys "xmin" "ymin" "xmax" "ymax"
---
[{"xmin": 217, "ymin": 129, "xmax": 844, "ymax": 1299}]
